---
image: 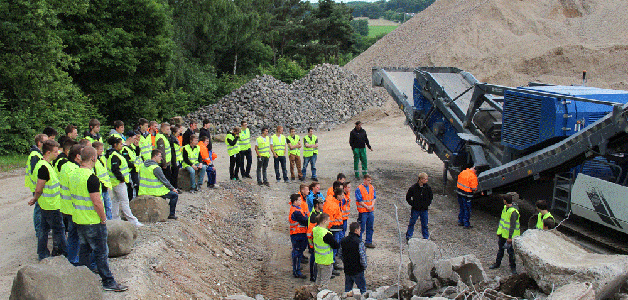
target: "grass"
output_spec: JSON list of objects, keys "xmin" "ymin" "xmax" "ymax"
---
[
  {"xmin": 368, "ymin": 25, "xmax": 398, "ymax": 38},
  {"xmin": 0, "ymin": 154, "xmax": 27, "ymax": 172}
]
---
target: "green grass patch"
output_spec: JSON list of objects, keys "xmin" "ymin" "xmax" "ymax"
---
[
  {"xmin": 0, "ymin": 154, "xmax": 27, "ymax": 172},
  {"xmin": 368, "ymin": 25, "xmax": 398, "ymax": 38}
]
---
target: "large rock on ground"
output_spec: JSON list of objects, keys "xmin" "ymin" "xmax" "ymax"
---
[
  {"xmin": 447, "ymin": 254, "xmax": 487, "ymax": 285},
  {"xmin": 548, "ymin": 282, "xmax": 595, "ymax": 300},
  {"xmin": 129, "ymin": 195, "xmax": 169, "ymax": 222},
  {"xmin": 408, "ymin": 238, "xmax": 437, "ymax": 295},
  {"xmin": 10, "ymin": 256, "xmax": 102, "ymax": 300},
  {"xmin": 178, "ymin": 168, "xmax": 201, "ymax": 191},
  {"xmin": 107, "ymin": 219, "xmax": 138, "ymax": 257},
  {"xmin": 515, "ymin": 229, "xmax": 628, "ymax": 299}
]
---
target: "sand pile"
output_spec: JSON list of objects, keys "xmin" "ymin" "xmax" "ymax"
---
[{"xmin": 345, "ymin": 0, "xmax": 628, "ymax": 89}]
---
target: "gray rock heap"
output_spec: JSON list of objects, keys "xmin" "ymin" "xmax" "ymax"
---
[{"xmin": 185, "ymin": 64, "xmax": 384, "ymax": 134}]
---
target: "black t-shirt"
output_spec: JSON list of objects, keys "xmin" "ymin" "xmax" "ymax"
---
[
  {"xmin": 87, "ymin": 174, "xmax": 100, "ymax": 194},
  {"xmin": 37, "ymin": 165, "xmax": 50, "ymax": 181}
]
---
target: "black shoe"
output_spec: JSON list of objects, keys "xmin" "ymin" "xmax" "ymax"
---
[
  {"xmin": 258, "ymin": 182, "xmax": 263, "ymax": 186},
  {"xmin": 208, "ymin": 184, "xmax": 215, "ymax": 189},
  {"xmin": 103, "ymin": 282, "xmax": 128, "ymax": 292},
  {"xmin": 463, "ymin": 225, "xmax": 473, "ymax": 229},
  {"xmin": 332, "ymin": 270, "xmax": 340, "ymax": 276},
  {"xmin": 299, "ymin": 177, "xmax": 305, "ymax": 182},
  {"xmin": 310, "ymin": 277, "xmax": 316, "ymax": 282},
  {"xmin": 365, "ymin": 243, "xmax": 376, "ymax": 249},
  {"xmin": 168, "ymin": 215, "xmax": 178, "ymax": 220},
  {"xmin": 293, "ymin": 274, "xmax": 307, "ymax": 279},
  {"xmin": 264, "ymin": 182, "xmax": 270, "ymax": 187},
  {"xmin": 458, "ymin": 223, "xmax": 464, "ymax": 226},
  {"xmin": 489, "ymin": 264, "xmax": 500, "ymax": 270},
  {"xmin": 510, "ymin": 267, "xmax": 517, "ymax": 275},
  {"xmin": 244, "ymin": 175, "xmax": 252, "ymax": 179},
  {"xmin": 311, "ymin": 177, "xmax": 318, "ymax": 182}
]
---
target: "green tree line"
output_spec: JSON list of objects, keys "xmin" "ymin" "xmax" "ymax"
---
[
  {"xmin": 0, "ymin": 0, "xmax": 382, "ymax": 154},
  {"xmin": 347, "ymin": 0, "xmax": 435, "ymax": 22}
]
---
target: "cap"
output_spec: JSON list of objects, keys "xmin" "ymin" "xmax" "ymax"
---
[{"xmin": 355, "ymin": 121, "xmax": 362, "ymax": 126}]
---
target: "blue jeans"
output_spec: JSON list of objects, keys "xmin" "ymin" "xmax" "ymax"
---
[
  {"xmin": 345, "ymin": 271, "xmax": 367, "ymax": 293},
  {"xmin": 161, "ymin": 191, "xmax": 178, "ymax": 216},
  {"xmin": 291, "ymin": 234, "xmax": 308, "ymax": 276},
  {"xmin": 206, "ymin": 165, "xmax": 216, "ymax": 185},
  {"xmin": 77, "ymin": 224, "xmax": 115, "ymax": 286},
  {"xmin": 406, "ymin": 209, "xmax": 429, "ymax": 239},
  {"xmin": 342, "ymin": 220, "xmax": 348, "ymax": 237},
  {"xmin": 458, "ymin": 195, "xmax": 472, "ymax": 227},
  {"xmin": 185, "ymin": 165, "xmax": 206, "ymax": 189},
  {"xmin": 273, "ymin": 156, "xmax": 289, "ymax": 181},
  {"xmin": 38, "ymin": 209, "xmax": 66, "ymax": 260},
  {"xmin": 302, "ymin": 154, "xmax": 317, "ymax": 179},
  {"xmin": 63, "ymin": 214, "xmax": 79, "ymax": 265},
  {"xmin": 332, "ymin": 230, "xmax": 344, "ymax": 259},
  {"xmin": 102, "ymin": 190, "xmax": 112, "ymax": 220},
  {"xmin": 33, "ymin": 201, "xmax": 41, "ymax": 237},
  {"xmin": 358, "ymin": 211, "xmax": 374, "ymax": 244}
]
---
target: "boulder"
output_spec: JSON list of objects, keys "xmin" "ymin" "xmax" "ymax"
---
[
  {"xmin": 225, "ymin": 295, "xmax": 256, "ymax": 300},
  {"xmin": 178, "ymin": 168, "xmax": 202, "ymax": 191},
  {"xmin": 107, "ymin": 219, "xmax": 138, "ymax": 257},
  {"xmin": 129, "ymin": 195, "xmax": 169, "ymax": 222},
  {"xmin": 515, "ymin": 229, "xmax": 628, "ymax": 299},
  {"xmin": 408, "ymin": 238, "xmax": 438, "ymax": 295},
  {"xmin": 548, "ymin": 282, "xmax": 595, "ymax": 300},
  {"xmin": 448, "ymin": 254, "xmax": 487, "ymax": 285},
  {"xmin": 9, "ymin": 256, "xmax": 102, "ymax": 300},
  {"xmin": 294, "ymin": 285, "xmax": 319, "ymax": 300}
]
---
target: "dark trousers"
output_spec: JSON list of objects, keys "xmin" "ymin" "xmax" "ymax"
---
[
  {"xmin": 206, "ymin": 165, "xmax": 216, "ymax": 186},
  {"xmin": 240, "ymin": 148, "xmax": 252, "ymax": 177},
  {"xmin": 291, "ymin": 234, "xmax": 308, "ymax": 276},
  {"xmin": 495, "ymin": 236, "xmax": 516, "ymax": 268},
  {"xmin": 256, "ymin": 156, "xmax": 269, "ymax": 184},
  {"xmin": 33, "ymin": 201, "xmax": 41, "ymax": 238},
  {"xmin": 344, "ymin": 271, "xmax": 367, "ymax": 293},
  {"xmin": 38, "ymin": 209, "xmax": 66, "ymax": 260},
  {"xmin": 77, "ymin": 224, "xmax": 115, "ymax": 286},
  {"xmin": 406, "ymin": 209, "xmax": 429, "ymax": 239},
  {"xmin": 309, "ymin": 247, "xmax": 317, "ymax": 281},
  {"xmin": 358, "ymin": 211, "xmax": 374, "ymax": 244},
  {"xmin": 171, "ymin": 164, "xmax": 179, "ymax": 189},
  {"xmin": 229, "ymin": 153, "xmax": 242, "ymax": 180},
  {"xmin": 273, "ymin": 156, "xmax": 289, "ymax": 181},
  {"xmin": 63, "ymin": 213, "xmax": 79, "ymax": 265},
  {"xmin": 458, "ymin": 194, "xmax": 472, "ymax": 227},
  {"xmin": 162, "ymin": 165, "xmax": 172, "ymax": 187},
  {"xmin": 161, "ymin": 191, "xmax": 178, "ymax": 217},
  {"xmin": 128, "ymin": 171, "xmax": 139, "ymax": 200}
]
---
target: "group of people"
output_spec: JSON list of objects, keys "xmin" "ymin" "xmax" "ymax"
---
[{"xmin": 288, "ymin": 173, "xmax": 377, "ymax": 296}]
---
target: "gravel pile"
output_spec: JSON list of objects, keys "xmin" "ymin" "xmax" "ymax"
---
[{"xmin": 185, "ymin": 64, "xmax": 384, "ymax": 134}]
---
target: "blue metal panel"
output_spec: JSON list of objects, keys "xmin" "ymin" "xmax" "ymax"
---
[
  {"xmin": 413, "ymin": 78, "xmax": 431, "ymax": 116},
  {"xmin": 424, "ymin": 106, "xmax": 462, "ymax": 152}
]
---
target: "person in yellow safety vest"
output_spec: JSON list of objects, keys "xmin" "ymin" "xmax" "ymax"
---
[
  {"xmin": 59, "ymin": 143, "xmax": 83, "ymax": 265},
  {"xmin": 271, "ymin": 125, "xmax": 289, "ymax": 183},
  {"xmin": 169, "ymin": 125, "xmax": 184, "ymax": 190},
  {"xmin": 225, "ymin": 127, "xmax": 241, "ymax": 181},
  {"xmin": 238, "ymin": 121, "xmax": 253, "ymax": 179},
  {"xmin": 182, "ymin": 134, "xmax": 206, "ymax": 191},
  {"xmin": 155, "ymin": 123, "xmax": 173, "ymax": 186},
  {"xmin": 92, "ymin": 142, "xmax": 113, "ymax": 220},
  {"xmin": 84, "ymin": 119, "xmax": 103, "ymax": 143},
  {"xmin": 106, "ymin": 137, "xmax": 142, "ymax": 227},
  {"xmin": 312, "ymin": 213, "xmax": 340, "ymax": 290},
  {"xmin": 109, "ymin": 120, "xmax": 126, "ymax": 142},
  {"xmin": 456, "ymin": 166, "xmax": 478, "ymax": 228},
  {"xmin": 289, "ymin": 193, "xmax": 309, "ymax": 279},
  {"xmin": 27, "ymin": 140, "xmax": 66, "ymax": 260},
  {"xmin": 256, "ymin": 127, "xmax": 271, "ymax": 186},
  {"xmin": 535, "ymin": 200, "xmax": 555, "ymax": 230},
  {"xmin": 307, "ymin": 197, "xmax": 325, "ymax": 282},
  {"xmin": 121, "ymin": 131, "xmax": 141, "ymax": 200},
  {"xmin": 286, "ymin": 127, "xmax": 303, "ymax": 181},
  {"xmin": 355, "ymin": 174, "xmax": 376, "ymax": 248},
  {"xmin": 139, "ymin": 150, "xmax": 179, "ymax": 219},
  {"xmin": 137, "ymin": 118, "xmax": 153, "ymax": 161},
  {"xmin": 26, "ymin": 133, "xmax": 48, "ymax": 237},
  {"xmin": 489, "ymin": 194, "xmax": 520, "ymax": 275},
  {"xmin": 301, "ymin": 127, "xmax": 319, "ymax": 181},
  {"xmin": 69, "ymin": 146, "xmax": 128, "ymax": 292}
]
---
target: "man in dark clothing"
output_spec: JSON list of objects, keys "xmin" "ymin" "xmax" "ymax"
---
[
  {"xmin": 340, "ymin": 222, "xmax": 367, "ymax": 296},
  {"xmin": 167, "ymin": 127, "xmax": 181, "ymax": 189},
  {"xmin": 489, "ymin": 194, "xmax": 520, "ymax": 275},
  {"xmin": 349, "ymin": 121, "xmax": 372, "ymax": 178},
  {"xmin": 405, "ymin": 172, "xmax": 433, "ymax": 240},
  {"xmin": 199, "ymin": 119, "xmax": 212, "ymax": 151},
  {"xmin": 182, "ymin": 121, "xmax": 198, "ymax": 146}
]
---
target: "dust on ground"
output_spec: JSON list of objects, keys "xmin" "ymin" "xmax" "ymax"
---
[{"xmin": 0, "ymin": 107, "xmax": 520, "ymax": 299}]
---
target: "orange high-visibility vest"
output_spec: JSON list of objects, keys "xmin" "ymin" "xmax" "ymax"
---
[
  {"xmin": 323, "ymin": 195, "xmax": 343, "ymax": 227},
  {"xmin": 326, "ymin": 186, "xmax": 334, "ymax": 198},
  {"xmin": 289, "ymin": 205, "xmax": 308, "ymax": 235},
  {"xmin": 357, "ymin": 184, "xmax": 375, "ymax": 213},
  {"xmin": 341, "ymin": 192, "xmax": 351, "ymax": 220},
  {"xmin": 457, "ymin": 168, "xmax": 478, "ymax": 197}
]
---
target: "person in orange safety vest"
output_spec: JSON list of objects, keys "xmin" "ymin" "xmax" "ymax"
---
[
  {"xmin": 457, "ymin": 166, "xmax": 478, "ymax": 228},
  {"xmin": 289, "ymin": 193, "xmax": 308, "ymax": 279},
  {"xmin": 355, "ymin": 174, "xmax": 376, "ymax": 248}
]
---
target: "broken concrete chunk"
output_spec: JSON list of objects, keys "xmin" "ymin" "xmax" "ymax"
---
[
  {"xmin": 547, "ymin": 282, "xmax": 595, "ymax": 300},
  {"xmin": 515, "ymin": 229, "xmax": 628, "ymax": 300},
  {"xmin": 317, "ymin": 289, "xmax": 340, "ymax": 300},
  {"xmin": 408, "ymin": 238, "xmax": 438, "ymax": 296}
]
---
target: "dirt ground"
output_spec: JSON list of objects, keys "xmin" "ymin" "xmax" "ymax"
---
[{"xmin": 0, "ymin": 104, "xmax": 522, "ymax": 299}]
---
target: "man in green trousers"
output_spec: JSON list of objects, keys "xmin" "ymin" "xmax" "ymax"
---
[{"xmin": 349, "ymin": 121, "xmax": 372, "ymax": 178}]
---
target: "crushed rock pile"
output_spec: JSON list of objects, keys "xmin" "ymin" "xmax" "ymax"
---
[
  {"xmin": 186, "ymin": 64, "xmax": 384, "ymax": 134},
  {"xmin": 345, "ymin": 0, "xmax": 628, "ymax": 90}
]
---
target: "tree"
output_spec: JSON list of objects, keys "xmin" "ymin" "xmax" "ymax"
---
[
  {"xmin": 350, "ymin": 19, "xmax": 369, "ymax": 36},
  {"xmin": 0, "ymin": 0, "xmax": 95, "ymax": 153}
]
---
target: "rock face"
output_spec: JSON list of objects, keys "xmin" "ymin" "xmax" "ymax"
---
[
  {"xmin": 407, "ymin": 238, "xmax": 437, "ymax": 295},
  {"xmin": 107, "ymin": 219, "xmax": 138, "ymax": 257},
  {"xmin": 9, "ymin": 256, "xmax": 102, "ymax": 300},
  {"xmin": 185, "ymin": 64, "xmax": 384, "ymax": 135},
  {"xmin": 515, "ymin": 229, "xmax": 628, "ymax": 299},
  {"xmin": 129, "ymin": 195, "xmax": 170, "ymax": 222}
]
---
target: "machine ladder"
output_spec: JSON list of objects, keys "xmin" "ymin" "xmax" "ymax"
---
[{"xmin": 552, "ymin": 172, "xmax": 575, "ymax": 216}]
